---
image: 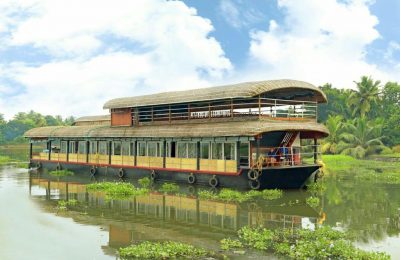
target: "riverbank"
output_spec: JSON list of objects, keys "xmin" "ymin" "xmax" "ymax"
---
[{"xmin": 322, "ymin": 155, "xmax": 400, "ymax": 184}]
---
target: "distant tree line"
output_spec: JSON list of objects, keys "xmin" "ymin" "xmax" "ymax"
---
[
  {"xmin": 319, "ymin": 76, "xmax": 400, "ymax": 158},
  {"xmin": 0, "ymin": 111, "xmax": 75, "ymax": 144}
]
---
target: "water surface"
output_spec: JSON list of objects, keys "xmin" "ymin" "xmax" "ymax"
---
[{"xmin": 0, "ymin": 150, "xmax": 399, "ymax": 259}]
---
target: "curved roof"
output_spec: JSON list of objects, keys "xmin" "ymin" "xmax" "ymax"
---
[
  {"xmin": 74, "ymin": 115, "xmax": 110, "ymax": 122},
  {"xmin": 103, "ymin": 79, "xmax": 327, "ymax": 109},
  {"xmin": 25, "ymin": 120, "xmax": 329, "ymax": 139}
]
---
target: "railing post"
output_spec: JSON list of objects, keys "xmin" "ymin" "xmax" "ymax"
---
[
  {"xmin": 231, "ymin": 99, "xmax": 234, "ymax": 118},
  {"xmin": 258, "ymin": 95, "xmax": 261, "ymax": 119},
  {"xmin": 169, "ymin": 105, "xmax": 171, "ymax": 123},
  {"xmin": 133, "ymin": 140, "xmax": 137, "ymax": 166}
]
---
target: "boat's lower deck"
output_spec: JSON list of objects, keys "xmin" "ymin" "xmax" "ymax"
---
[{"xmin": 30, "ymin": 160, "xmax": 320, "ymax": 190}]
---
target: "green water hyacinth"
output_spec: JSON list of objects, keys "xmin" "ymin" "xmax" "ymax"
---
[
  {"xmin": 49, "ymin": 169, "xmax": 74, "ymax": 177},
  {"xmin": 86, "ymin": 182, "xmax": 149, "ymax": 200},
  {"xmin": 119, "ymin": 241, "xmax": 211, "ymax": 259}
]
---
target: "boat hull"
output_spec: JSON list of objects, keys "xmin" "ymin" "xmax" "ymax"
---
[{"xmin": 29, "ymin": 160, "xmax": 319, "ymax": 190}]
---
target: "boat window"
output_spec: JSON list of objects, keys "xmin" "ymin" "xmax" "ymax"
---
[
  {"xmin": 200, "ymin": 143, "xmax": 209, "ymax": 159},
  {"xmin": 78, "ymin": 141, "xmax": 86, "ymax": 154},
  {"xmin": 239, "ymin": 142, "xmax": 249, "ymax": 166},
  {"xmin": 157, "ymin": 143, "xmax": 162, "ymax": 157},
  {"xmin": 177, "ymin": 142, "xmax": 187, "ymax": 158},
  {"xmin": 60, "ymin": 141, "xmax": 68, "ymax": 154},
  {"xmin": 137, "ymin": 142, "xmax": 146, "ymax": 156},
  {"xmin": 90, "ymin": 141, "xmax": 97, "ymax": 154},
  {"xmin": 147, "ymin": 142, "xmax": 157, "ymax": 157},
  {"xmin": 99, "ymin": 141, "xmax": 108, "ymax": 155},
  {"xmin": 113, "ymin": 142, "xmax": 122, "ymax": 155},
  {"xmin": 188, "ymin": 143, "xmax": 197, "ymax": 158},
  {"xmin": 212, "ymin": 143, "xmax": 223, "ymax": 160},
  {"xmin": 121, "ymin": 142, "xmax": 130, "ymax": 156},
  {"xmin": 224, "ymin": 143, "xmax": 235, "ymax": 160},
  {"xmin": 69, "ymin": 141, "xmax": 76, "ymax": 153}
]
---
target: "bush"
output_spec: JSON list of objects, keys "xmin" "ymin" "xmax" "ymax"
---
[
  {"xmin": 159, "ymin": 183, "xmax": 179, "ymax": 194},
  {"xmin": 392, "ymin": 145, "xmax": 400, "ymax": 153},
  {"xmin": 138, "ymin": 177, "xmax": 151, "ymax": 188},
  {"xmin": 220, "ymin": 238, "xmax": 243, "ymax": 250},
  {"xmin": 86, "ymin": 182, "xmax": 149, "ymax": 200}
]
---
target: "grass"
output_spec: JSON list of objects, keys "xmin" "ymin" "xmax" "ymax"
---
[
  {"xmin": 322, "ymin": 154, "xmax": 400, "ymax": 184},
  {"xmin": 221, "ymin": 226, "xmax": 389, "ymax": 259},
  {"xmin": 49, "ymin": 169, "xmax": 74, "ymax": 177},
  {"xmin": 86, "ymin": 182, "xmax": 149, "ymax": 200},
  {"xmin": 197, "ymin": 188, "xmax": 283, "ymax": 203},
  {"xmin": 119, "ymin": 241, "xmax": 212, "ymax": 259}
]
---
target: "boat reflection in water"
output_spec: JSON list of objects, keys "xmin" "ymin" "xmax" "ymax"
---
[{"xmin": 29, "ymin": 172, "xmax": 325, "ymax": 256}]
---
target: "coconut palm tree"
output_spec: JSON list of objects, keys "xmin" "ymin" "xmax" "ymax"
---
[
  {"xmin": 322, "ymin": 115, "xmax": 344, "ymax": 154},
  {"xmin": 348, "ymin": 76, "xmax": 381, "ymax": 117},
  {"xmin": 339, "ymin": 117, "xmax": 386, "ymax": 159}
]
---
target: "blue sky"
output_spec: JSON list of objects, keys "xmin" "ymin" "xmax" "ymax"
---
[{"xmin": 0, "ymin": 0, "xmax": 399, "ymax": 119}]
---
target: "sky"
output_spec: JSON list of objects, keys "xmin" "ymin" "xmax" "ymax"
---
[{"xmin": 0, "ymin": 0, "xmax": 399, "ymax": 120}]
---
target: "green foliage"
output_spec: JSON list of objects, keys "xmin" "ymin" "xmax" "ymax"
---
[
  {"xmin": 321, "ymin": 115, "xmax": 344, "ymax": 154},
  {"xmin": 306, "ymin": 196, "xmax": 320, "ymax": 208},
  {"xmin": 233, "ymin": 226, "xmax": 390, "ymax": 259},
  {"xmin": 138, "ymin": 177, "xmax": 151, "ymax": 188},
  {"xmin": 307, "ymin": 181, "xmax": 327, "ymax": 196},
  {"xmin": 339, "ymin": 117, "xmax": 386, "ymax": 159},
  {"xmin": 86, "ymin": 182, "xmax": 149, "ymax": 200},
  {"xmin": 0, "ymin": 110, "xmax": 75, "ymax": 144},
  {"xmin": 348, "ymin": 76, "xmax": 381, "ymax": 117},
  {"xmin": 159, "ymin": 183, "xmax": 179, "ymax": 194},
  {"xmin": 197, "ymin": 188, "xmax": 283, "ymax": 203},
  {"xmin": 48, "ymin": 169, "xmax": 74, "ymax": 177},
  {"xmin": 119, "ymin": 241, "xmax": 210, "ymax": 259},
  {"xmin": 220, "ymin": 238, "xmax": 243, "ymax": 250}
]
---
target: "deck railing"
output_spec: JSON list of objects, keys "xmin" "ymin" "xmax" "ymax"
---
[
  {"xmin": 135, "ymin": 97, "xmax": 318, "ymax": 124},
  {"xmin": 252, "ymin": 145, "xmax": 321, "ymax": 167}
]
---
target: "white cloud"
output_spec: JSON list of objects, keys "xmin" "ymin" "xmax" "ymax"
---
[
  {"xmin": 243, "ymin": 0, "xmax": 400, "ymax": 88},
  {"xmin": 0, "ymin": 0, "xmax": 232, "ymax": 119},
  {"xmin": 218, "ymin": 0, "xmax": 264, "ymax": 29}
]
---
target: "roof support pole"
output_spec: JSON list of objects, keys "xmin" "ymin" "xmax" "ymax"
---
[
  {"xmin": 86, "ymin": 141, "xmax": 90, "ymax": 163},
  {"xmin": 236, "ymin": 141, "xmax": 241, "ymax": 170},
  {"xmin": 48, "ymin": 140, "xmax": 52, "ymax": 161},
  {"xmin": 208, "ymin": 102, "xmax": 211, "ymax": 119},
  {"xmin": 163, "ymin": 140, "xmax": 166, "ymax": 168},
  {"xmin": 108, "ymin": 141, "xmax": 112, "ymax": 165},
  {"xmin": 196, "ymin": 141, "xmax": 200, "ymax": 170},
  {"xmin": 29, "ymin": 142, "xmax": 33, "ymax": 160},
  {"xmin": 66, "ymin": 140, "xmax": 70, "ymax": 162},
  {"xmin": 133, "ymin": 140, "xmax": 137, "ymax": 166},
  {"xmin": 168, "ymin": 105, "xmax": 171, "ymax": 123},
  {"xmin": 258, "ymin": 95, "xmax": 261, "ymax": 119}
]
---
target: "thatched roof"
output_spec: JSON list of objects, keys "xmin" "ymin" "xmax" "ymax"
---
[
  {"xmin": 103, "ymin": 79, "xmax": 327, "ymax": 110},
  {"xmin": 73, "ymin": 115, "xmax": 111, "ymax": 126},
  {"xmin": 74, "ymin": 115, "xmax": 110, "ymax": 122},
  {"xmin": 25, "ymin": 120, "xmax": 329, "ymax": 139}
]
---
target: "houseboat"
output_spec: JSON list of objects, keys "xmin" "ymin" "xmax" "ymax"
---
[{"xmin": 24, "ymin": 79, "xmax": 329, "ymax": 189}]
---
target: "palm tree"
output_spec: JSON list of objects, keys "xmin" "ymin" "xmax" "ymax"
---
[
  {"xmin": 322, "ymin": 115, "xmax": 344, "ymax": 154},
  {"xmin": 348, "ymin": 76, "xmax": 381, "ymax": 117},
  {"xmin": 339, "ymin": 117, "xmax": 386, "ymax": 159}
]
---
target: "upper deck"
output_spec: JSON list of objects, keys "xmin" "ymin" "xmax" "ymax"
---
[{"xmin": 103, "ymin": 80, "xmax": 326, "ymax": 127}]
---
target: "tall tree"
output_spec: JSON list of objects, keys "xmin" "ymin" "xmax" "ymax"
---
[
  {"xmin": 348, "ymin": 76, "xmax": 381, "ymax": 117},
  {"xmin": 381, "ymin": 82, "xmax": 400, "ymax": 146},
  {"xmin": 339, "ymin": 117, "xmax": 386, "ymax": 159},
  {"xmin": 322, "ymin": 115, "xmax": 344, "ymax": 154}
]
